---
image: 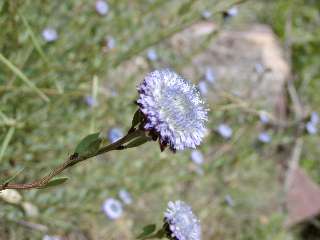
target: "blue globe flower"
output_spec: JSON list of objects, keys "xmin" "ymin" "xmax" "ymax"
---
[
  {"xmin": 137, "ymin": 69, "xmax": 208, "ymax": 151},
  {"xmin": 164, "ymin": 201, "xmax": 201, "ymax": 240}
]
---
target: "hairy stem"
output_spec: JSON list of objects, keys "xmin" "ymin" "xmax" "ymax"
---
[{"xmin": 0, "ymin": 129, "xmax": 143, "ymax": 190}]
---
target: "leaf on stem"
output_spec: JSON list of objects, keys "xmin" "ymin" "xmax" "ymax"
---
[
  {"xmin": 41, "ymin": 177, "xmax": 69, "ymax": 188},
  {"xmin": 137, "ymin": 224, "xmax": 157, "ymax": 239},
  {"xmin": 74, "ymin": 132, "xmax": 102, "ymax": 157}
]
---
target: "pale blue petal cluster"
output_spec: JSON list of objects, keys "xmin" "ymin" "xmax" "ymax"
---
[
  {"xmin": 164, "ymin": 201, "xmax": 201, "ymax": 240},
  {"xmin": 259, "ymin": 111, "xmax": 269, "ymax": 124},
  {"xmin": 190, "ymin": 150, "xmax": 204, "ymax": 165},
  {"xmin": 102, "ymin": 198, "xmax": 123, "ymax": 220},
  {"xmin": 217, "ymin": 123, "xmax": 232, "ymax": 139},
  {"xmin": 306, "ymin": 111, "xmax": 319, "ymax": 135},
  {"xmin": 42, "ymin": 28, "xmax": 58, "ymax": 42},
  {"xmin": 147, "ymin": 48, "xmax": 158, "ymax": 61},
  {"xmin": 258, "ymin": 132, "xmax": 271, "ymax": 143},
  {"xmin": 137, "ymin": 69, "xmax": 208, "ymax": 151},
  {"xmin": 95, "ymin": 0, "xmax": 109, "ymax": 15},
  {"xmin": 118, "ymin": 189, "xmax": 133, "ymax": 205}
]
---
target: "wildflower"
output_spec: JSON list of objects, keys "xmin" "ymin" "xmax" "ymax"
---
[
  {"xmin": 164, "ymin": 201, "xmax": 201, "ymax": 240},
  {"xmin": 258, "ymin": 132, "xmax": 271, "ymax": 143},
  {"xmin": 102, "ymin": 198, "xmax": 123, "ymax": 220},
  {"xmin": 259, "ymin": 111, "xmax": 269, "ymax": 124},
  {"xmin": 106, "ymin": 36, "xmax": 116, "ymax": 49},
  {"xmin": 147, "ymin": 48, "xmax": 158, "ymax": 61},
  {"xmin": 311, "ymin": 111, "xmax": 319, "ymax": 124},
  {"xmin": 254, "ymin": 63, "xmax": 265, "ymax": 75},
  {"xmin": 84, "ymin": 96, "xmax": 97, "ymax": 107},
  {"xmin": 226, "ymin": 6, "xmax": 238, "ymax": 17},
  {"xmin": 306, "ymin": 121, "xmax": 317, "ymax": 135},
  {"xmin": 95, "ymin": 0, "xmax": 109, "ymax": 15},
  {"xmin": 42, "ymin": 28, "xmax": 58, "ymax": 42},
  {"xmin": 137, "ymin": 69, "xmax": 208, "ymax": 151},
  {"xmin": 190, "ymin": 150, "xmax": 204, "ymax": 165},
  {"xmin": 201, "ymin": 10, "xmax": 212, "ymax": 20},
  {"xmin": 118, "ymin": 189, "xmax": 133, "ymax": 205},
  {"xmin": 204, "ymin": 67, "xmax": 215, "ymax": 84},
  {"xmin": 198, "ymin": 81, "xmax": 208, "ymax": 96},
  {"xmin": 224, "ymin": 194, "xmax": 235, "ymax": 207},
  {"xmin": 217, "ymin": 123, "xmax": 232, "ymax": 139}
]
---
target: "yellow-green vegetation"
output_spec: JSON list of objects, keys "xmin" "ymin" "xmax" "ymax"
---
[{"xmin": 1, "ymin": 0, "xmax": 319, "ymax": 239}]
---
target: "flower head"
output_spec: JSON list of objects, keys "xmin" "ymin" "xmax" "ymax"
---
[
  {"xmin": 259, "ymin": 111, "xmax": 269, "ymax": 124},
  {"xmin": 204, "ymin": 67, "xmax": 215, "ymax": 84},
  {"xmin": 164, "ymin": 201, "xmax": 201, "ymax": 240},
  {"xmin": 311, "ymin": 111, "xmax": 319, "ymax": 124},
  {"xmin": 217, "ymin": 123, "xmax": 232, "ymax": 139},
  {"xmin": 137, "ymin": 69, "xmax": 208, "ymax": 151},
  {"xmin": 190, "ymin": 150, "xmax": 204, "ymax": 165},
  {"xmin": 95, "ymin": 0, "xmax": 109, "ymax": 15},
  {"xmin": 258, "ymin": 132, "xmax": 271, "ymax": 143},
  {"xmin": 198, "ymin": 81, "xmax": 208, "ymax": 96},
  {"xmin": 102, "ymin": 198, "xmax": 123, "ymax": 220},
  {"xmin": 118, "ymin": 189, "xmax": 133, "ymax": 205},
  {"xmin": 84, "ymin": 95, "xmax": 97, "ymax": 107},
  {"xmin": 147, "ymin": 48, "xmax": 158, "ymax": 61},
  {"xmin": 306, "ymin": 121, "xmax": 317, "ymax": 135},
  {"xmin": 42, "ymin": 28, "xmax": 58, "ymax": 42}
]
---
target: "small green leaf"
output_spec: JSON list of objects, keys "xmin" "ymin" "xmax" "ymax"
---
[
  {"xmin": 42, "ymin": 177, "xmax": 69, "ymax": 188},
  {"xmin": 137, "ymin": 224, "xmax": 157, "ymax": 239},
  {"xmin": 125, "ymin": 136, "xmax": 151, "ymax": 149},
  {"xmin": 74, "ymin": 132, "xmax": 102, "ymax": 157}
]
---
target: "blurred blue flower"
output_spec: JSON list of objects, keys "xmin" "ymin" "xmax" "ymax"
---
[
  {"xmin": 106, "ymin": 36, "xmax": 116, "ymax": 49},
  {"xmin": 306, "ymin": 121, "xmax": 317, "ymax": 135},
  {"xmin": 95, "ymin": 0, "xmax": 109, "ymax": 16},
  {"xmin": 201, "ymin": 10, "xmax": 212, "ymax": 19},
  {"xmin": 226, "ymin": 6, "xmax": 238, "ymax": 17},
  {"xmin": 258, "ymin": 132, "xmax": 271, "ymax": 143},
  {"xmin": 147, "ymin": 48, "xmax": 158, "ymax": 61},
  {"xmin": 259, "ymin": 112, "xmax": 269, "ymax": 124},
  {"xmin": 224, "ymin": 194, "xmax": 235, "ymax": 207},
  {"xmin": 198, "ymin": 81, "xmax": 208, "ymax": 96},
  {"xmin": 118, "ymin": 189, "xmax": 133, "ymax": 205},
  {"xmin": 311, "ymin": 111, "xmax": 319, "ymax": 124},
  {"xmin": 254, "ymin": 63, "xmax": 265, "ymax": 75},
  {"xmin": 164, "ymin": 201, "xmax": 201, "ymax": 240},
  {"xmin": 217, "ymin": 123, "xmax": 232, "ymax": 139},
  {"xmin": 108, "ymin": 128, "xmax": 124, "ymax": 143},
  {"xmin": 204, "ymin": 67, "xmax": 215, "ymax": 84},
  {"xmin": 190, "ymin": 150, "xmax": 204, "ymax": 165},
  {"xmin": 42, "ymin": 28, "xmax": 58, "ymax": 42},
  {"xmin": 84, "ymin": 96, "xmax": 97, "ymax": 107},
  {"xmin": 102, "ymin": 198, "xmax": 123, "ymax": 220},
  {"xmin": 137, "ymin": 69, "xmax": 208, "ymax": 151}
]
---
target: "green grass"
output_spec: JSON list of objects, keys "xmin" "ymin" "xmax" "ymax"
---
[{"xmin": 1, "ymin": 0, "xmax": 320, "ymax": 239}]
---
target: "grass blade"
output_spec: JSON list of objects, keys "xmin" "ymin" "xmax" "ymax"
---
[
  {"xmin": 0, "ymin": 53, "xmax": 50, "ymax": 102},
  {"xmin": 19, "ymin": 14, "xmax": 49, "ymax": 64},
  {"xmin": 0, "ymin": 127, "xmax": 15, "ymax": 163}
]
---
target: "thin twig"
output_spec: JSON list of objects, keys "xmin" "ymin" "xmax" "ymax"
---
[{"xmin": 0, "ymin": 129, "xmax": 143, "ymax": 190}]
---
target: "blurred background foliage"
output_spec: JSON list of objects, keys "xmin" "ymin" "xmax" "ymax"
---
[{"xmin": 0, "ymin": 0, "xmax": 320, "ymax": 239}]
